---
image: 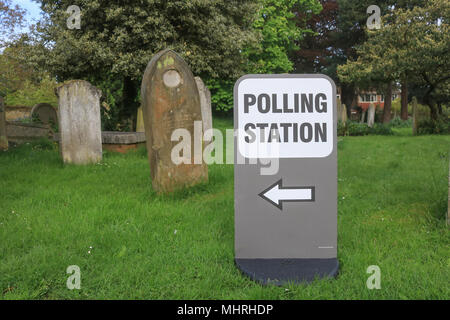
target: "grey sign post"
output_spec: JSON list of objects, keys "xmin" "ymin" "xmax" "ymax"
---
[{"xmin": 234, "ymin": 74, "xmax": 338, "ymax": 285}]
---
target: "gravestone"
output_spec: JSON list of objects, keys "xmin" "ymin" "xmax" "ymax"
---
[
  {"xmin": 412, "ymin": 97, "xmax": 418, "ymax": 135},
  {"xmin": 141, "ymin": 49, "xmax": 208, "ymax": 193},
  {"xmin": 31, "ymin": 103, "xmax": 58, "ymax": 125},
  {"xmin": 56, "ymin": 80, "xmax": 102, "ymax": 164},
  {"xmin": 337, "ymin": 99, "xmax": 343, "ymax": 121},
  {"xmin": 361, "ymin": 110, "xmax": 366, "ymax": 123},
  {"xmin": 0, "ymin": 97, "xmax": 8, "ymax": 150},
  {"xmin": 341, "ymin": 104, "xmax": 348, "ymax": 123},
  {"xmin": 136, "ymin": 107, "xmax": 145, "ymax": 132},
  {"xmin": 367, "ymin": 103, "xmax": 375, "ymax": 127},
  {"xmin": 194, "ymin": 77, "xmax": 213, "ymax": 136}
]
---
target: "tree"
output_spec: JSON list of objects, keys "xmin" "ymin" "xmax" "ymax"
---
[
  {"xmin": 244, "ymin": 0, "xmax": 322, "ymax": 74},
  {"xmin": 0, "ymin": 0, "xmax": 26, "ymax": 49},
  {"xmin": 338, "ymin": 0, "xmax": 450, "ymax": 120},
  {"xmin": 30, "ymin": 0, "xmax": 260, "ymax": 128},
  {"xmin": 209, "ymin": 0, "xmax": 322, "ymax": 113},
  {"xmin": 0, "ymin": 0, "xmax": 27, "ymax": 97},
  {"xmin": 292, "ymin": 0, "xmax": 396, "ymax": 115},
  {"xmin": 292, "ymin": 0, "xmax": 338, "ymax": 75}
]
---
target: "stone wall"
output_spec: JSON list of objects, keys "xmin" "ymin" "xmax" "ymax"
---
[
  {"xmin": 6, "ymin": 122, "xmax": 54, "ymax": 143},
  {"xmin": 5, "ymin": 106, "xmax": 32, "ymax": 121}
]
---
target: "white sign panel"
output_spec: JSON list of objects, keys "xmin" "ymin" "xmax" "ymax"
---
[{"xmin": 237, "ymin": 76, "xmax": 334, "ymax": 159}]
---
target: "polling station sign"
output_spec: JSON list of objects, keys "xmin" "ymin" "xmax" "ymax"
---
[
  {"xmin": 234, "ymin": 74, "xmax": 339, "ymax": 285},
  {"xmin": 237, "ymin": 76, "xmax": 334, "ymax": 159}
]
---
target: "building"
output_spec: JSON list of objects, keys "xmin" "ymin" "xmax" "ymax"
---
[{"xmin": 357, "ymin": 90, "xmax": 401, "ymax": 110}]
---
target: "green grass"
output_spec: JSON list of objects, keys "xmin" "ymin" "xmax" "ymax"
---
[{"xmin": 0, "ymin": 118, "xmax": 449, "ymax": 299}]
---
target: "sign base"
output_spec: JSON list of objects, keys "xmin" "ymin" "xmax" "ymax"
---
[{"xmin": 235, "ymin": 258, "xmax": 339, "ymax": 285}]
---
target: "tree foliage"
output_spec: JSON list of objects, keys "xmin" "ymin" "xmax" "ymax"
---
[
  {"xmin": 32, "ymin": 0, "xmax": 260, "ymax": 81},
  {"xmin": 28, "ymin": 0, "xmax": 261, "ymax": 126},
  {"xmin": 0, "ymin": 0, "xmax": 26, "ymax": 49},
  {"xmin": 338, "ymin": 0, "xmax": 450, "ymax": 119},
  {"xmin": 244, "ymin": 0, "xmax": 322, "ymax": 74}
]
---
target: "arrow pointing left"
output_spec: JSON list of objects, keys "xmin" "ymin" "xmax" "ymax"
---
[{"xmin": 258, "ymin": 179, "xmax": 315, "ymax": 210}]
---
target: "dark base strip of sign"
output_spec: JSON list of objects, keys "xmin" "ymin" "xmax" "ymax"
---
[{"xmin": 235, "ymin": 258, "xmax": 339, "ymax": 286}]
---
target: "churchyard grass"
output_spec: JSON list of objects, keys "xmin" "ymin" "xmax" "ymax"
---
[{"xmin": 0, "ymin": 118, "xmax": 449, "ymax": 299}]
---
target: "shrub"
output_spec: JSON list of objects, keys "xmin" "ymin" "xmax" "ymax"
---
[
  {"xmin": 338, "ymin": 121, "xmax": 394, "ymax": 136},
  {"xmin": 346, "ymin": 121, "xmax": 370, "ymax": 136},
  {"xmin": 30, "ymin": 138, "xmax": 56, "ymax": 151},
  {"xmin": 337, "ymin": 121, "xmax": 347, "ymax": 136},
  {"xmin": 369, "ymin": 123, "xmax": 394, "ymax": 135},
  {"xmin": 206, "ymin": 79, "xmax": 234, "ymax": 114},
  {"xmin": 389, "ymin": 116, "xmax": 412, "ymax": 128},
  {"xmin": 5, "ymin": 76, "xmax": 58, "ymax": 107},
  {"xmin": 417, "ymin": 117, "xmax": 450, "ymax": 135}
]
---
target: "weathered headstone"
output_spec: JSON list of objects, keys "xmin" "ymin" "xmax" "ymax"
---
[
  {"xmin": 194, "ymin": 76, "xmax": 213, "ymax": 136},
  {"xmin": 31, "ymin": 103, "xmax": 58, "ymax": 125},
  {"xmin": 361, "ymin": 110, "xmax": 366, "ymax": 123},
  {"xmin": 0, "ymin": 97, "xmax": 8, "ymax": 150},
  {"xmin": 141, "ymin": 49, "xmax": 208, "ymax": 193},
  {"xmin": 367, "ymin": 103, "xmax": 375, "ymax": 127},
  {"xmin": 136, "ymin": 106, "xmax": 145, "ymax": 132},
  {"xmin": 341, "ymin": 104, "xmax": 348, "ymax": 123},
  {"xmin": 412, "ymin": 97, "xmax": 418, "ymax": 135},
  {"xmin": 56, "ymin": 80, "xmax": 102, "ymax": 164},
  {"xmin": 337, "ymin": 99, "xmax": 343, "ymax": 122}
]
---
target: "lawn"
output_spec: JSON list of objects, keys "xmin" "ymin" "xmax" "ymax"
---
[{"xmin": 0, "ymin": 118, "xmax": 449, "ymax": 299}]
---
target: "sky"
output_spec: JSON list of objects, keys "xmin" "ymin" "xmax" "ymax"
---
[{"xmin": 12, "ymin": 0, "xmax": 43, "ymax": 32}]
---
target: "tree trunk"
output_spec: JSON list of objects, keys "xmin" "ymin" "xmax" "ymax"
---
[
  {"xmin": 400, "ymin": 80, "xmax": 408, "ymax": 120},
  {"xmin": 122, "ymin": 76, "xmax": 138, "ymax": 131},
  {"xmin": 383, "ymin": 82, "xmax": 392, "ymax": 123},
  {"xmin": 341, "ymin": 83, "xmax": 355, "ymax": 119},
  {"xmin": 423, "ymin": 85, "xmax": 438, "ymax": 120},
  {"xmin": 429, "ymin": 103, "xmax": 438, "ymax": 120}
]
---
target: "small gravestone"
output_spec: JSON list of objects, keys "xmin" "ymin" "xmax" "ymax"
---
[
  {"xmin": 194, "ymin": 77, "xmax": 213, "ymax": 136},
  {"xmin": 360, "ymin": 110, "xmax": 366, "ymax": 123},
  {"xmin": 136, "ymin": 107, "xmax": 145, "ymax": 132},
  {"xmin": 337, "ymin": 99, "xmax": 343, "ymax": 121},
  {"xmin": 341, "ymin": 104, "xmax": 348, "ymax": 123},
  {"xmin": 0, "ymin": 97, "xmax": 8, "ymax": 150},
  {"xmin": 412, "ymin": 97, "xmax": 418, "ymax": 135},
  {"xmin": 367, "ymin": 103, "xmax": 375, "ymax": 127},
  {"xmin": 141, "ymin": 49, "xmax": 208, "ymax": 193},
  {"xmin": 56, "ymin": 80, "xmax": 102, "ymax": 164},
  {"xmin": 31, "ymin": 103, "xmax": 58, "ymax": 125}
]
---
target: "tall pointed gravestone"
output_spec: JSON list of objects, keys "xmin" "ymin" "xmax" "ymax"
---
[
  {"xmin": 0, "ymin": 96, "xmax": 8, "ymax": 150},
  {"xmin": 57, "ymin": 80, "xmax": 103, "ymax": 165},
  {"xmin": 141, "ymin": 49, "xmax": 208, "ymax": 193}
]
